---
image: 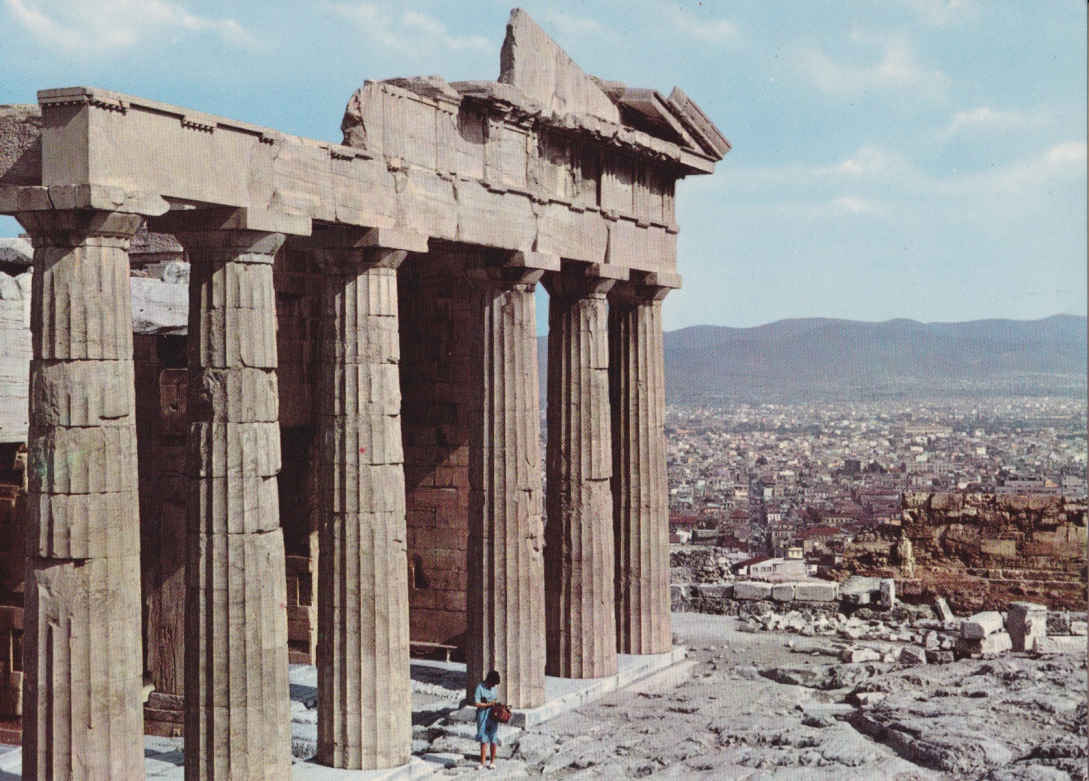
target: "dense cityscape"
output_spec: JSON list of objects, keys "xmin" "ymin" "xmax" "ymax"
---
[{"xmin": 666, "ymin": 395, "xmax": 1088, "ymax": 566}]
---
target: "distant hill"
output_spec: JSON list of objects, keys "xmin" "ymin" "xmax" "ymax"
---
[{"xmin": 538, "ymin": 315, "xmax": 1087, "ymax": 403}]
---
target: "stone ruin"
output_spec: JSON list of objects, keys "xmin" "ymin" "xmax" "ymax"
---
[{"xmin": 0, "ymin": 9, "xmax": 727, "ymax": 778}]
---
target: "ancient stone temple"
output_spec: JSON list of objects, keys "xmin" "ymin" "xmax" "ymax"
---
[{"xmin": 0, "ymin": 9, "xmax": 726, "ymax": 776}]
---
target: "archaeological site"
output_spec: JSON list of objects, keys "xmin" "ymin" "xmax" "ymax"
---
[
  {"xmin": 1, "ymin": 7, "xmax": 1086, "ymax": 781},
  {"xmin": 0, "ymin": 8, "xmax": 732, "ymax": 779}
]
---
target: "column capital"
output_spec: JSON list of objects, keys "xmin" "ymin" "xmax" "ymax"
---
[
  {"xmin": 609, "ymin": 270, "xmax": 681, "ymax": 306},
  {"xmin": 7, "ymin": 184, "xmax": 167, "ymax": 247},
  {"xmin": 542, "ymin": 261, "xmax": 627, "ymax": 299},
  {"xmin": 168, "ymin": 227, "xmax": 286, "ymax": 259},
  {"xmin": 151, "ymin": 209, "xmax": 293, "ymax": 258},
  {"xmin": 16, "ymin": 209, "xmax": 145, "ymax": 247}
]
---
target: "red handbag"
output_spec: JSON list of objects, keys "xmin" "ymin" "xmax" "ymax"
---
[{"xmin": 490, "ymin": 703, "xmax": 512, "ymax": 724}]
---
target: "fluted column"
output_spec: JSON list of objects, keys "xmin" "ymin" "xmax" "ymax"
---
[
  {"xmin": 609, "ymin": 281, "xmax": 672, "ymax": 655},
  {"xmin": 313, "ymin": 228, "xmax": 422, "ymax": 770},
  {"xmin": 466, "ymin": 256, "xmax": 551, "ymax": 707},
  {"xmin": 174, "ymin": 227, "xmax": 290, "ymax": 781},
  {"xmin": 17, "ymin": 207, "xmax": 150, "ymax": 781},
  {"xmin": 543, "ymin": 268, "xmax": 621, "ymax": 678}
]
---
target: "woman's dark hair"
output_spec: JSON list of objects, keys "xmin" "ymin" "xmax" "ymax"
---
[{"xmin": 484, "ymin": 670, "xmax": 501, "ymax": 687}]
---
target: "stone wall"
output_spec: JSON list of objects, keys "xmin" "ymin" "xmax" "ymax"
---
[
  {"xmin": 398, "ymin": 253, "xmax": 474, "ymax": 648},
  {"xmin": 134, "ymin": 334, "xmax": 188, "ymax": 698},
  {"xmin": 0, "ymin": 443, "xmax": 24, "ymax": 727},
  {"xmin": 0, "ymin": 243, "xmax": 31, "ymax": 444},
  {"xmin": 838, "ymin": 492, "xmax": 1088, "ymax": 613},
  {"xmin": 671, "ymin": 580, "xmax": 841, "ymax": 617}
]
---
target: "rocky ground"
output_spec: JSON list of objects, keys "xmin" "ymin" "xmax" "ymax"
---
[{"xmin": 416, "ymin": 612, "xmax": 1087, "ymax": 780}]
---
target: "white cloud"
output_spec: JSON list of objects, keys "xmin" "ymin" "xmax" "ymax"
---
[
  {"xmin": 402, "ymin": 10, "xmax": 489, "ymax": 52},
  {"xmin": 666, "ymin": 7, "xmax": 739, "ymax": 45},
  {"xmin": 3, "ymin": 0, "xmax": 257, "ymax": 53},
  {"xmin": 826, "ymin": 196, "xmax": 883, "ymax": 216},
  {"xmin": 1044, "ymin": 140, "xmax": 1087, "ymax": 167},
  {"xmin": 939, "ymin": 106, "xmax": 1042, "ymax": 139},
  {"xmin": 827, "ymin": 146, "xmax": 897, "ymax": 177},
  {"xmin": 539, "ymin": 9, "xmax": 607, "ymax": 39},
  {"xmin": 794, "ymin": 35, "xmax": 949, "ymax": 99},
  {"xmin": 329, "ymin": 3, "xmax": 489, "ymax": 54},
  {"xmin": 974, "ymin": 140, "xmax": 1087, "ymax": 192},
  {"xmin": 896, "ymin": 0, "xmax": 978, "ymax": 27},
  {"xmin": 717, "ymin": 137, "xmax": 1084, "ymax": 227}
]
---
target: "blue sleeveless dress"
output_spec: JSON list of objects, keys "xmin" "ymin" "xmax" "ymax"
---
[{"xmin": 474, "ymin": 682, "xmax": 499, "ymax": 744}]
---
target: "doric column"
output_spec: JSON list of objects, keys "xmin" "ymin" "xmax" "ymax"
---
[
  {"xmin": 542, "ymin": 265, "xmax": 625, "ymax": 678},
  {"xmin": 312, "ymin": 228, "xmax": 423, "ymax": 770},
  {"xmin": 608, "ymin": 273, "xmax": 678, "ymax": 655},
  {"xmin": 465, "ymin": 252, "xmax": 556, "ymax": 707},
  {"xmin": 15, "ymin": 188, "xmax": 166, "ymax": 780},
  {"xmin": 162, "ymin": 210, "xmax": 295, "ymax": 781}
]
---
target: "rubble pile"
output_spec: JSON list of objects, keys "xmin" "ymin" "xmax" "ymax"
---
[
  {"xmin": 735, "ymin": 590, "xmax": 1086, "ymax": 673},
  {"xmin": 669, "ymin": 546, "xmax": 734, "ymax": 584}
]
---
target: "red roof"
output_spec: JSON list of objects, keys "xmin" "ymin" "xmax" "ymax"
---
[
  {"xmin": 669, "ymin": 515, "xmax": 701, "ymax": 527},
  {"xmin": 732, "ymin": 555, "xmax": 772, "ymax": 571},
  {"xmin": 799, "ymin": 525, "xmax": 841, "ymax": 539}
]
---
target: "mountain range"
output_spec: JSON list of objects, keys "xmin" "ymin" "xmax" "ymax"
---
[{"xmin": 540, "ymin": 314, "xmax": 1087, "ymax": 403}]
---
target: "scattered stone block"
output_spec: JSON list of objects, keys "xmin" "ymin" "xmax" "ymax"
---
[
  {"xmin": 961, "ymin": 611, "xmax": 1004, "ymax": 639},
  {"xmin": 933, "ymin": 597, "xmax": 954, "ymax": 623},
  {"xmin": 1007, "ymin": 602, "xmax": 1048, "ymax": 652},
  {"xmin": 924, "ymin": 630, "xmax": 939, "ymax": 650},
  {"xmin": 734, "ymin": 581, "xmax": 773, "ymax": 601},
  {"xmin": 771, "ymin": 583, "xmax": 795, "ymax": 602},
  {"xmin": 899, "ymin": 645, "xmax": 927, "ymax": 666},
  {"xmin": 1071, "ymin": 621, "xmax": 1087, "ymax": 636},
  {"xmin": 794, "ymin": 581, "xmax": 838, "ymax": 602},
  {"xmin": 838, "ymin": 624, "xmax": 865, "ymax": 641},
  {"xmin": 879, "ymin": 579, "xmax": 896, "ymax": 609},
  {"xmin": 840, "ymin": 646, "xmax": 882, "ymax": 664},
  {"xmin": 850, "ymin": 691, "xmax": 887, "ymax": 707},
  {"xmin": 963, "ymin": 631, "xmax": 1013, "ymax": 657},
  {"xmin": 1033, "ymin": 636, "xmax": 1087, "ymax": 655},
  {"xmin": 0, "ymin": 237, "xmax": 32, "ymax": 266},
  {"xmin": 840, "ymin": 575, "xmax": 879, "ymax": 606},
  {"xmin": 926, "ymin": 649, "xmax": 954, "ymax": 664},
  {"xmin": 695, "ymin": 584, "xmax": 732, "ymax": 601}
]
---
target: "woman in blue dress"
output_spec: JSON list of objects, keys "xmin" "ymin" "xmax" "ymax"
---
[{"xmin": 471, "ymin": 669, "xmax": 502, "ymax": 769}]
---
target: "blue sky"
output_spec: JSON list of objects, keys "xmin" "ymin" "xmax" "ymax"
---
[{"xmin": 1, "ymin": 0, "xmax": 1085, "ymax": 330}]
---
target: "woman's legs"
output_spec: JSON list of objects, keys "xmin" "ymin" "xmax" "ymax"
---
[
  {"xmin": 479, "ymin": 743, "xmax": 487, "ymax": 766},
  {"xmin": 490, "ymin": 742, "xmax": 497, "ymax": 764}
]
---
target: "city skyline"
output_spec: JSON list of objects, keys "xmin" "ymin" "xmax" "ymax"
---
[{"xmin": 1, "ymin": 0, "xmax": 1085, "ymax": 330}]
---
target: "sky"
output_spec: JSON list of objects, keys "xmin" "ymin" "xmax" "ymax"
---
[{"xmin": 0, "ymin": 0, "xmax": 1085, "ymax": 331}]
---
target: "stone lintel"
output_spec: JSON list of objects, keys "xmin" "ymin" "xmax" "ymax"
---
[
  {"xmin": 150, "ymin": 205, "xmax": 311, "ymax": 236},
  {"xmin": 0, "ymin": 184, "xmax": 168, "ymax": 216}
]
